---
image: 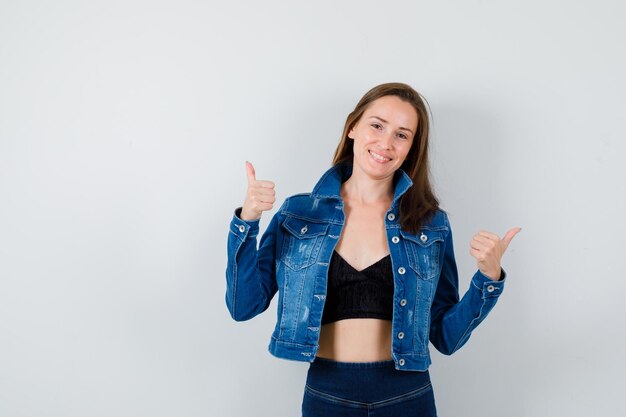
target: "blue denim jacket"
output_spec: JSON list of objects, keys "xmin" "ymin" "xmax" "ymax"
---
[{"xmin": 226, "ymin": 163, "xmax": 506, "ymax": 371}]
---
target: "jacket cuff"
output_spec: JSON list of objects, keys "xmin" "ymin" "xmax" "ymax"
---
[
  {"xmin": 230, "ymin": 206, "xmax": 260, "ymax": 239},
  {"xmin": 470, "ymin": 268, "xmax": 506, "ymax": 299}
]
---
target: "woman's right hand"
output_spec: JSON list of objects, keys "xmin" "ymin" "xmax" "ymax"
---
[{"xmin": 240, "ymin": 161, "xmax": 276, "ymax": 221}]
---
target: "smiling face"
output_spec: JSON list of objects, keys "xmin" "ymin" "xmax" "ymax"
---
[{"xmin": 348, "ymin": 95, "xmax": 418, "ymax": 180}]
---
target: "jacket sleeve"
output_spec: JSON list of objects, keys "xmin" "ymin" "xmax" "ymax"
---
[
  {"xmin": 225, "ymin": 201, "xmax": 286, "ymax": 321},
  {"xmin": 428, "ymin": 211, "xmax": 507, "ymax": 355}
]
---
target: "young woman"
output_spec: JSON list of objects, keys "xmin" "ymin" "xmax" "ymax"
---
[{"xmin": 226, "ymin": 82, "xmax": 520, "ymax": 416}]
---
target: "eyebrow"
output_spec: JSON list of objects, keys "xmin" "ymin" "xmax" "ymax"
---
[{"xmin": 368, "ymin": 116, "xmax": 414, "ymax": 134}]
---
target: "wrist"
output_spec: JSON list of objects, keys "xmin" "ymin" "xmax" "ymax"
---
[
  {"xmin": 239, "ymin": 207, "xmax": 261, "ymax": 222},
  {"xmin": 481, "ymin": 268, "xmax": 501, "ymax": 281}
]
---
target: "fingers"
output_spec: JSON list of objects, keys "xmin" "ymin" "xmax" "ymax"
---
[
  {"xmin": 243, "ymin": 193, "xmax": 275, "ymax": 219},
  {"xmin": 241, "ymin": 160, "xmax": 277, "ymax": 219},
  {"xmin": 477, "ymin": 230, "xmax": 500, "ymax": 240},
  {"xmin": 469, "ymin": 246, "xmax": 485, "ymax": 261},
  {"xmin": 248, "ymin": 186, "xmax": 276, "ymax": 204},
  {"xmin": 475, "ymin": 228, "xmax": 521, "ymax": 248},
  {"xmin": 473, "ymin": 234, "xmax": 497, "ymax": 245},
  {"xmin": 245, "ymin": 161, "xmax": 275, "ymax": 188},
  {"xmin": 254, "ymin": 179, "xmax": 276, "ymax": 188},
  {"xmin": 471, "ymin": 234, "xmax": 496, "ymax": 250},
  {"xmin": 469, "ymin": 237, "xmax": 494, "ymax": 260},
  {"xmin": 470, "ymin": 227, "xmax": 521, "ymax": 260},
  {"xmin": 246, "ymin": 160, "xmax": 256, "ymax": 185},
  {"xmin": 248, "ymin": 201, "xmax": 274, "ymax": 212},
  {"xmin": 501, "ymin": 227, "xmax": 522, "ymax": 250}
]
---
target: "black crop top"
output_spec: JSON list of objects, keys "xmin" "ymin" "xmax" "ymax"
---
[{"xmin": 321, "ymin": 250, "xmax": 394, "ymax": 325}]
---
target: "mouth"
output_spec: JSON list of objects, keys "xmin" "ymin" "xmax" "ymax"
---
[{"xmin": 368, "ymin": 149, "xmax": 392, "ymax": 164}]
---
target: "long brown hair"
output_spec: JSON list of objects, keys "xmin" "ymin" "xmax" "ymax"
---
[{"xmin": 331, "ymin": 82, "xmax": 441, "ymax": 234}]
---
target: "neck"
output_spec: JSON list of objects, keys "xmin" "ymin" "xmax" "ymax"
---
[{"xmin": 340, "ymin": 166, "xmax": 394, "ymax": 205}]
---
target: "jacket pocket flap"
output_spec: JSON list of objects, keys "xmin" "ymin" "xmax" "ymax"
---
[
  {"xmin": 282, "ymin": 217, "xmax": 329, "ymax": 238},
  {"xmin": 399, "ymin": 229, "xmax": 445, "ymax": 247}
]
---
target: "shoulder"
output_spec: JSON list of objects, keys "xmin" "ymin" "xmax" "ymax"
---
[
  {"xmin": 419, "ymin": 207, "xmax": 451, "ymax": 231},
  {"xmin": 280, "ymin": 193, "xmax": 337, "ymax": 222},
  {"xmin": 281, "ymin": 193, "xmax": 312, "ymax": 212}
]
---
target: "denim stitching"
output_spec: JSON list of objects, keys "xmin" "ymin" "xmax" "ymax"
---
[
  {"xmin": 304, "ymin": 382, "xmax": 433, "ymax": 409},
  {"xmin": 413, "ymin": 257, "xmax": 423, "ymax": 348},
  {"xmin": 269, "ymin": 335, "xmax": 313, "ymax": 349},
  {"xmin": 278, "ymin": 266, "xmax": 287, "ymax": 339},
  {"xmin": 304, "ymin": 384, "xmax": 368, "ymax": 408},
  {"xmin": 228, "ymin": 228, "xmax": 244, "ymax": 241},
  {"xmin": 229, "ymin": 237, "xmax": 241, "ymax": 319},
  {"xmin": 404, "ymin": 239, "xmax": 442, "ymax": 280},
  {"xmin": 294, "ymin": 263, "xmax": 307, "ymax": 336},
  {"xmin": 281, "ymin": 231, "xmax": 323, "ymax": 271},
  {"xmin": 451, "ymin": 297, "xmax": 485, "ymax": 353},
  {"xmin": 230, "ymin": 261, "xmax": 237, "ymax": 318},
  {"xmin": 369, "ymin": 382, "xmax": 433, "ymax": 408}
]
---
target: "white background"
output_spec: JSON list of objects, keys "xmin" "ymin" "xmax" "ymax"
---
[{"xmin": 1, "ymin": 1, "xmax": 625, "ymax": 416}]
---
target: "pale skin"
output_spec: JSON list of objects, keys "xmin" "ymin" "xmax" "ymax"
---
[{"xmin": 240, "ymin": 96, "xmax": 521, "ymax": 361}]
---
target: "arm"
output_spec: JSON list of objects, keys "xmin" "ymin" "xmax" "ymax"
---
[
  {"xmin": 225, "ymin": 201, "xmax": 286, "ymax": 321},
  {"xmin": 429, "ymin": 212, "xmax": 507, "ymax": 355}
]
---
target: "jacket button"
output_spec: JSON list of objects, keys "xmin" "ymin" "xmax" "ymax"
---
[
  {"xmin": 391, "ymin": 236, "xmax": 400, "ymax": 244},
  {"xmin": 397, "ymin": 332, "xmax": 405, "ymax": 339},
  {"xmin": 487, "ymin": 285, "xmax": 495, "ymax": 292},
  {"xmin": 238, "ymin": 225, "xmax": 245, "ymax": 233},
  {"xmin": 387, "ymin": 213, "xmax": 396, "ymax": 221},
  {"xmin": 420, "ymin": 233, "xmax": 428, "ymax": 242},
  {"xmin": 399, "ymin": 299, "xmax": 407, "ymax": 306},
  {"xmin": 398, "ymin": 267, "xmax": 406, "ymax": 275},
  {"xmin": 300, "ymin": 225, "xmax": 308, "ymax": 234},
  {"xmin": 399, "ymin": 359, "xmax": 405, "ymax": 366}
]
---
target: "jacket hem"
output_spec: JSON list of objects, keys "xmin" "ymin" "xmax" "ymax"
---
[
  {"xmin": 268, "ymin": 337, "xmax": 318, "ymax": 362},
  {"xmin": 268, "ymin": 337, "xmax": 432, "ymax": 371}
]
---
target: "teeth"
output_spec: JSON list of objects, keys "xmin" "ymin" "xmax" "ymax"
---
[{"xmin": 369, "ymin": 150, "xmax": 390, "ymax": 162}]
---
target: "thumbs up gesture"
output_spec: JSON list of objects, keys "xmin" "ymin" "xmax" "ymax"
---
[
  {"xmin": 470, "ymin": 228, "xmax": 521, "ymax": 281},
  {"xmin": 240, "ymin": 161, "xmax": 276, "ymax": 221}
]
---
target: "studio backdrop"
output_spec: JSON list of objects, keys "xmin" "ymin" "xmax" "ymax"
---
[{"xmin": 0, "ymin": 1, "xmax": 624, "ymax": 416}]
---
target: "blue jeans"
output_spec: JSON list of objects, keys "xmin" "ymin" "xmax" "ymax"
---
[{"xmin": 302, "ymin": 357, "xmax": 437, "ymax": 416}]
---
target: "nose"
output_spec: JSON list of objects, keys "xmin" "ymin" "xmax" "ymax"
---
[{"xmin": 378, "ymin": 131, "xmax": 393, "ymax": 150}]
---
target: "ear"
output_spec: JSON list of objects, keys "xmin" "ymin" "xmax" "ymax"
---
[{"xmin": 348, "ymin": 126, "xmax": 355, "ymax": 140}]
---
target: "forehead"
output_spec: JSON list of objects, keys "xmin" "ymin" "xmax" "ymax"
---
[{"xmin": 362, "ymin": 95, "xmax": 419, "ymax": 129}]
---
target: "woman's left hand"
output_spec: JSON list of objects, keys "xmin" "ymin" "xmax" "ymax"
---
[{"xmin": 470, "ymin": 227, "xmax": 521, "ymax": 281}]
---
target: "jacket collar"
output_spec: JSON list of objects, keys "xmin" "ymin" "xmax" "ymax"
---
[{"xmin": 310, "ymin": 162, "xmax": 414, "ymax": 207}]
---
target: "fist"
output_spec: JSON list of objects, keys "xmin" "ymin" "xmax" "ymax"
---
[
  {"xmin": 470, "ymin": 227, "xmax": 521, "ymax": 281},
  {"xmin": 240, "ymin": 161, "xmax": 276, "ymax": 221}
]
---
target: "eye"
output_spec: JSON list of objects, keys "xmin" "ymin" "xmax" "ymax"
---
[
  {"xmin": 397, "ymin": 132, "xmax": 408, "ymax": 140},
  {"xmin": 370, "ymin": 123, "xmax": 382, "ymax": 130}
]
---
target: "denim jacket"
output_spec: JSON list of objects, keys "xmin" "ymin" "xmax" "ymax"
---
[{"xmin": 225, "ymin": 163, "xmax": 506, "ymax": 371}]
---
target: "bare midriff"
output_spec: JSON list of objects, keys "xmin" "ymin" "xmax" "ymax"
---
[
  {"xmin": 316, "ymin": 318, "xmax": 393, "ymax": 361},
  {"xmin": 316, "ymin": 178, "xmax": 395, "ymax": 362}
]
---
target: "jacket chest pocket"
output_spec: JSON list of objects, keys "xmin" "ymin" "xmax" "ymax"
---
[
  {"xmin": 280, "ymin": 217, "xmax": 329, "ymax": 271},
  {"xmin": 400, "ymin": 229, "xmax": 445, "ymax": 280}
]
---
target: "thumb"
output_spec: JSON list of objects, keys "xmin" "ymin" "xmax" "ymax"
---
[
  {"xmin": 501, "ymin": 227, "xmax": 522, "ymax": 251},
  {"xmin": 245, "ymin": 161, "xmax": 256, "ymax": 185}
]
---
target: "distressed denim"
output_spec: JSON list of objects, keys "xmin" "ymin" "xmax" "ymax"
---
[{"xmin": 225, "ymin": 163, "xmax": 506, "ymax": 371}]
